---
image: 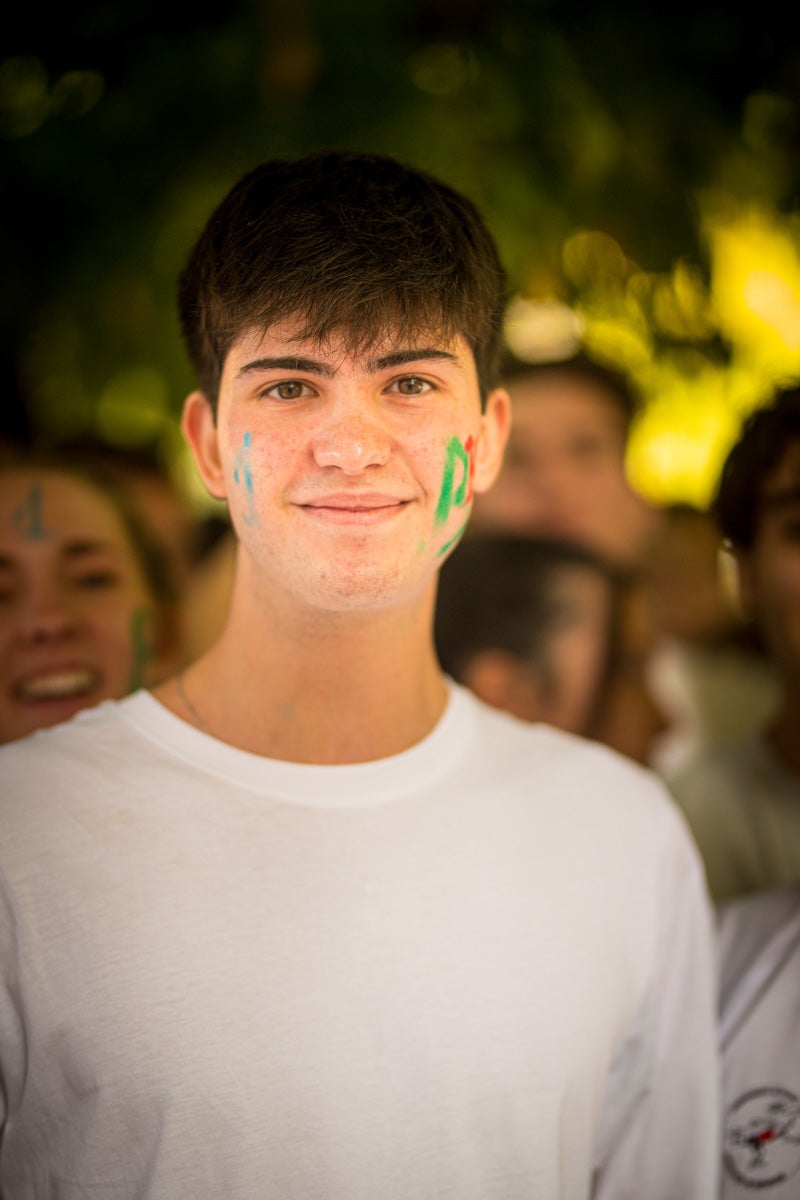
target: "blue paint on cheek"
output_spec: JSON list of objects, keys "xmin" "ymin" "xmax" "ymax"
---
[{"xmin": 233, "ymin": 432, "xmax": 258, "ymax": 526}]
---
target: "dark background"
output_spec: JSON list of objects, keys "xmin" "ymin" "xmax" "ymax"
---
[{"xmin": 2, "ymin": 1, "xmax": 798, "ymax": 488}]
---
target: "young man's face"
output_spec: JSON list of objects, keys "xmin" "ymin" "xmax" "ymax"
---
[
  {"xmin": 183, "ymin": 319, "xmax": 510, "ymax": 618},
  {"xmin": 738, "ymin": 442, "xmax": 800, "ymax": 686}
]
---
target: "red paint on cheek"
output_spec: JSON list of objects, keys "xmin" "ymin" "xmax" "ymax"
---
[{"xmin": 464, "ymin": 435, "xmax": 476, "ymax": 503}]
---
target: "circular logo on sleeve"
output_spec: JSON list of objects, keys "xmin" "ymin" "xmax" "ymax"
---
[{"xmin": 724, "ymin": 1087, "xmax": 800, "ymax": 1188}]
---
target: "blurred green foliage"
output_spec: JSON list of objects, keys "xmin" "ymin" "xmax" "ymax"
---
[{"xmin": 1, "ymin": 0, "xmax": 798, "ymax": 480}]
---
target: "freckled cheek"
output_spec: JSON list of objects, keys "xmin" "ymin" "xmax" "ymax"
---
[
  {"xmin": 226, "ymin": 430, "xmax": 298, "ymax": 481},
  {"xmin": 418, "ymin": 442, "xmax": 451, "ymax": 495}
]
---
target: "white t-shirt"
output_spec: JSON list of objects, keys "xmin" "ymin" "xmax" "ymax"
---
[
  {"xmin": 718, "ymin": 887, "xmax": 800, "ymax": 1196},
  {"xmin": 0, "ymin": 683, "xmax": 719, "ymax": 1198},
  {"xmin": 668, "ymin": 733, "xmax": 800, "ymax": 902}
]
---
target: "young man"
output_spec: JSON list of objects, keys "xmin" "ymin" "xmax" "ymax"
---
[
  {"xmin": 0, "ymin": 150, "xmax": 718, "ymax": 1197},
  {"xmin": 670, "ymin": 388, "xmax": 800, "ymax": 901}
]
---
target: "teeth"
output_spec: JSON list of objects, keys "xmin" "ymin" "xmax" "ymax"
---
[{"xmin": 17, "ymin": 670, "xmax": 97, "ymax": 701}]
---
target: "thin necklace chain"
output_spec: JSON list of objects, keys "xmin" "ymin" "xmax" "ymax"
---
[{"xmin": 176, "ymin": 672, "xmax": 212, "ymax": 735}]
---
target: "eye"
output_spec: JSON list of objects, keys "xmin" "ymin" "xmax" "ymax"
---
[
  {"xmin": 387, "ymin": 375, "xmax": 435, "ymax": 396},
  {"xmin": 74, "ymin": 570, "xmax": 121, "ymax": 590},
  {"xmin": 260, "ymin": 380, "xmax": 316, "ymax": 401}
]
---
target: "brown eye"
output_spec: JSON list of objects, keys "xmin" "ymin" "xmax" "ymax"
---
[
  {"xmin": 263, "ymin": 381, "xmax": 313, "ymax": 401},
  {"xmin": 392, "ymin": 376, "xmax": 432, "ymax": 396}
]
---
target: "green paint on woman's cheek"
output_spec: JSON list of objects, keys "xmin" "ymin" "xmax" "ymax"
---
[{"xmin": 128, "ymin": 606, "xmax": 154, "ymax": 692}]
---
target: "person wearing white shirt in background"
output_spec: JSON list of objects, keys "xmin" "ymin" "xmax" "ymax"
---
[
  {"xmin": 687, "ymin": 388, "xmax": 800, "ymax": 1196},
  {"xmin": 670, "ymin": 389, "xmax": 800, "ymax": 903}
]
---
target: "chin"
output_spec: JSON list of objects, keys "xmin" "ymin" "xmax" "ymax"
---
[{"xmin": 303, "ymin": 563, "xmax": 425, "ymax": 614}]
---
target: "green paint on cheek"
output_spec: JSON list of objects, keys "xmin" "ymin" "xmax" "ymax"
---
[
  {"xmin": 128, "ymin": 607, "xmax": 154, "ymax": 692},
  {"xmin": 416, "ymin": 540, "xmax": 427, "ymax": 556},
  {"xmin": 437, "ymin": 520, "xmax": 469, "ymax": 558},
  {"xmin": 434, "ymin": 435, "xmax": 476, "ymax": 526}
]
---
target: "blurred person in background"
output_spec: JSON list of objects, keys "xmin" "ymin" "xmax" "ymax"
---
[
  {"xmin": 641, "ymin": 502, "xmax": 778, "ymax": 777},
  {"xmin": 470, "ymin": 351, "xmax": 663, "ymax": 570},
  {"xmin": 434, "ymin": 532, "xmax": 618, "ymax": 737},
  {"xmin": 53, "ymin": 435, "xmax": 234, "ymax": 666},
  {"xmin": 0, "ymin": 451, "xmax": 178, "ymax": 744},
  {"xmin": 469, "ymin": 352, "xmax": 674, "ymax": 767},
  {"xmin": 668, "ymin": 388, "xmax": 800, "ymax": 902},
  {"xmin": 694, "ymin": 394, "xmax": 800, "ymax": 1195},
  {"xmin": 586, "ymin": 569, "xmax": 673, "ymax": 767}
]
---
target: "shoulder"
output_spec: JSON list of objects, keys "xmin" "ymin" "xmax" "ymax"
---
[
  {"xmin": 470, "ymin": 687, "xmax": 672, "ymax": 791},
  {"xmin": 461, "ymin": 687, "xmax": 693, "ymax": 852},
  {"xmin": 1, "ymin": 699, "xmax": 122, "ymax": 776},
  {"xmin": 0, "ymin": 694, "xmax": 158, "ymax": 835}
]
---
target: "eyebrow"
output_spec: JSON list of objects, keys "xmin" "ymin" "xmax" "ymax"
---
[
  {"xmin": 0, "ymin": 539, "xmax": 122, "ymax": 570},
  {"xmin": 236, "ymin": 348, "xmax": 461, "ymax": 379},
  {"xmin": 368, "ymin": 348, "xmax": 461, "ymax": 371},
  {"xmin": 63, "ymin": 539, "xmax": 122, "ymax": 559}
]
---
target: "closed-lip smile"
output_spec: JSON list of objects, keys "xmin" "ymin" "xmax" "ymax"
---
[{"xmin": 297, "ymin": 493, "xmax": 411, "ymax": 523}]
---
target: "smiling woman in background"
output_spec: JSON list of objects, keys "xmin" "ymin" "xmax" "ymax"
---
[{"xmin": 0, "ymin": 452, "xmax": 178, "ymax": 744}]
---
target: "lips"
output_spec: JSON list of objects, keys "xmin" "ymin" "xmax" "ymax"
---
[
  {"xmin": 14, "ymin": 667, "xmax": 99, "ymax": 702},
  {"xmin": 296, "ymin": 492, "xmax": 412, "ymax": 525},
  {"xmin": 300, "ymin": 492, "xmax": 410, "ymax": 511}
]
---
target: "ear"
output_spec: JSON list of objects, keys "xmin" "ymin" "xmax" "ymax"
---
[
  {"xmin": 181, "ymin": 391, "xmax": 228, "ymax": 501},
  {"xmin": 472, "ymin": 387, "xmax": 511, "ymax": 495}
]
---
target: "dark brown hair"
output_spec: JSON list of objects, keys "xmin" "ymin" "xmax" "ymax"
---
[
  {"xmin": 435, "ymin": 532, "xmax": 619, "ymax": 689},
  {"xmin": 714, "ymin": 386, "xmax": 800, "ymax": 550},
  {"xmin": 178, "ymin": 150, "xmax": 507, "ymax": 413}
]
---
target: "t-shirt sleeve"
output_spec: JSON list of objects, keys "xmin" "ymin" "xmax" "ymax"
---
[{"xmin": 591, "ymin": 805, "xmax": 722, "ymax": 1199}]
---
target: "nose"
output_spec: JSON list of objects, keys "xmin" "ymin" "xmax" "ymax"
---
[
  {"xmin": 14, "ymin": 586, "xmax": 80, "ymax": 646},
  {"xmin": 311, "ymin": 402, "xmax": 392, "ymax": 473}
]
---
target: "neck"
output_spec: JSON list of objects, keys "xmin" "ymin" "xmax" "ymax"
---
[{"xmin": 158, "ymin": 576, "xmax": 448, "ymax": 764}]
